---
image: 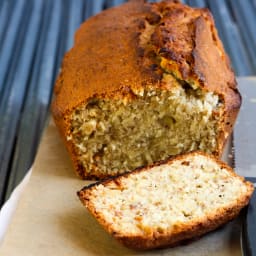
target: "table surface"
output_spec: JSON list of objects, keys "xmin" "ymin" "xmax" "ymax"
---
[{"xmin": 0, "ymin": 0, "xmax": 256, "ymax": 208}]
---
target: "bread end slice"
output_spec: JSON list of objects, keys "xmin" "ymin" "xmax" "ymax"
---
[{"xmin": 77, "ymin": 151, "xmax": 254, "ymax": 250}]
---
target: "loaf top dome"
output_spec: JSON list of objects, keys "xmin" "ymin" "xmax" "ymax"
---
[{"xmin": 52, "ymin": 0, "xmax": 240, "ymax": 118}]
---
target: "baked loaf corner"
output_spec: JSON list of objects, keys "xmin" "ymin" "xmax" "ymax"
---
[
  {"xmin": 78, "ymin": 151, "xmax": 254, "ymax": 250},
  {"xmin": 52, "ymin": 0, "xmax": 241, "ymax": 179}
]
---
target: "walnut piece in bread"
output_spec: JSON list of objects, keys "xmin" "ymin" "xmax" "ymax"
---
[
  {"xmin": 78, "ymin": 151, "xmax": 254, "ymax": 250},
  {"xmin": 52, "ymin": 0, "xmax": 241, "ymax": 179}
]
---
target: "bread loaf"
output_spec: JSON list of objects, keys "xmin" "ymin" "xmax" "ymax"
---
[
  {"xmin": 78, "ymin": 151, "xmax": 254, "ymax": 250},
  {"xmin": 52, "ymin": 0, "xmax": 241, "ymax": 179}
]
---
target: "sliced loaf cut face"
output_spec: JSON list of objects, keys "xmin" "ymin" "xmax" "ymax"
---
[{"xmin": 78, "ymin": 151, "xmax": 254, "ymax": 250}]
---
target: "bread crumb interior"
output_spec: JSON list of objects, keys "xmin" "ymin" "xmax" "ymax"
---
[
  {"xmin": 69, "ymin": 74, "xmax": 222, "ymax": 175},
  {"xmin": 87, "ymin": 155, "xmax": 247, "ymax": 235}
]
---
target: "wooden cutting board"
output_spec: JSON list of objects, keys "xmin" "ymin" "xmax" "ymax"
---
[{"xmin": 0, "ymin": 118, "xmax": 242, "ymax": 256}]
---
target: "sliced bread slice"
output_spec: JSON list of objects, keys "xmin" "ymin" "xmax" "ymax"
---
[{"xmin": 77, "ymin": 151, "xmax": 254, "ymax": 250}]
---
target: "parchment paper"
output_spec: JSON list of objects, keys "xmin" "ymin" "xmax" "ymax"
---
[{"xmin": 0, "ymin": 118, "xmax": 242, "ymax": 256}]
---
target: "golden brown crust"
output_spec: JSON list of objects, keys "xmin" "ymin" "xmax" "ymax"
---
[
  {"xmin": 51, "ymin": 0, "xmax": 152, "ymax": 116},
  {"xmin": 51, "ymin": 0, "xmax": 241, "ymax": 178},
  {"xmin": 78, "ymin": 151, "xmax": 254, "ymax": 250}
]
